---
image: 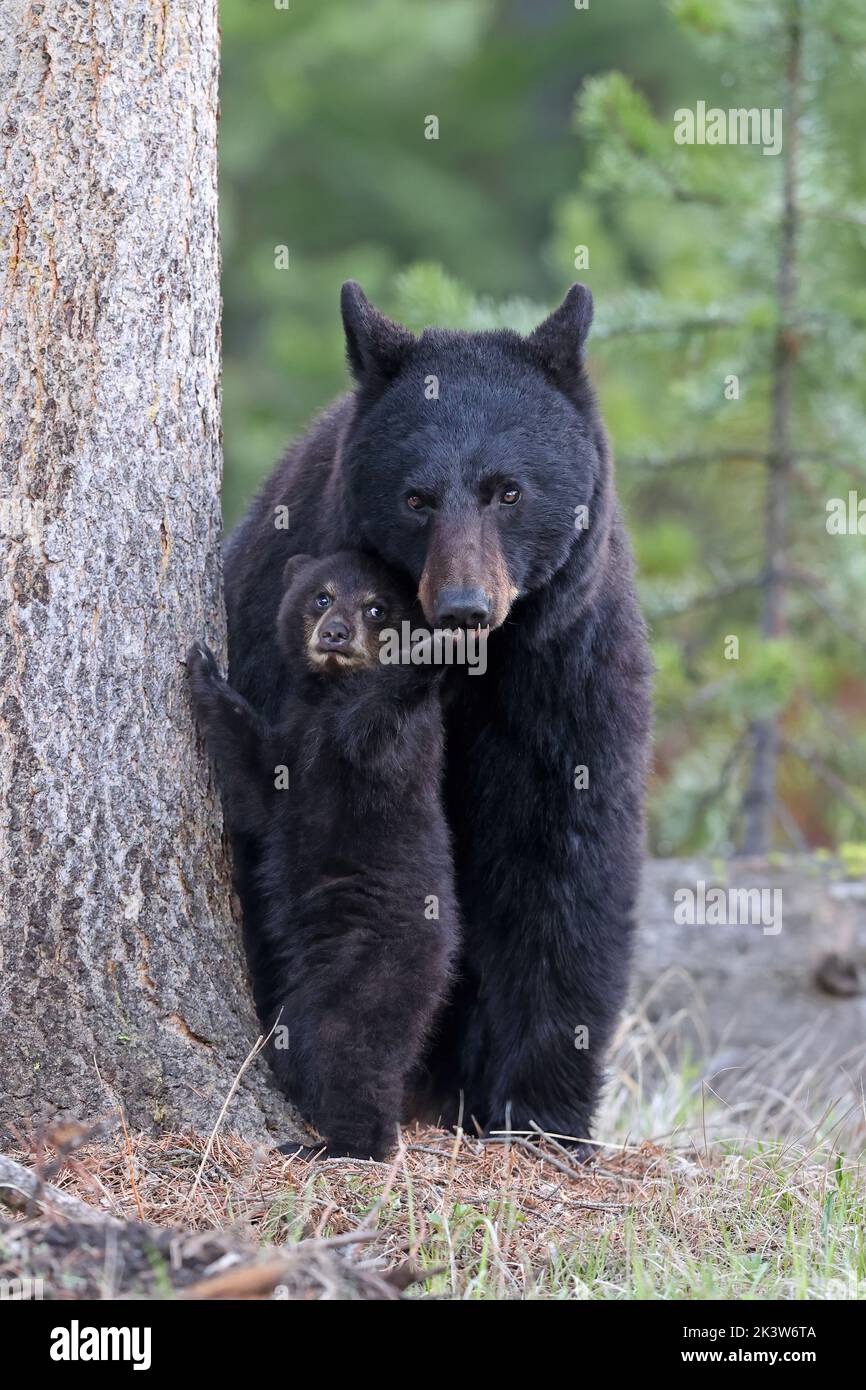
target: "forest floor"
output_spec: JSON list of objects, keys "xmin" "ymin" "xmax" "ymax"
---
[
  {"xmin": 2, "ymin": 1122, "xmax": 864, "ymax": 1300},
  {"xmin": 3, "ymin": 1009, "xmax": 865, "ymax": 1300}
]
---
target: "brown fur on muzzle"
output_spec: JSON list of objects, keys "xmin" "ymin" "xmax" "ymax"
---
[{"xmin": 419, "ymin": 516, "xmax": 516, "ymax": 629}]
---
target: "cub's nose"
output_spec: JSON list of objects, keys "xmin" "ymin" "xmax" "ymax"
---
[
  {"xmin": 434, "ymin": 586, "xmax": 491, "ymax": 629},
  {"xmin": 318, "ymin": 618, "xmax": 351, "ymax": 649}
]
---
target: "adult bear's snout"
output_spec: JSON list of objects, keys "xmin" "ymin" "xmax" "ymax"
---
[
  {"xmin": 419, "ymin": 515, "xmax": 516, "ymax": 631},
  {"xmin": 434, "ymin": 586, "xmax": 490, "ymax": 630}
]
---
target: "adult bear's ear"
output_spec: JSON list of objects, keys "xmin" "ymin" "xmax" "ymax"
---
[
  {"xmin": 340, "ymin": 281, "xmax": 414, "ymax": 390},
  {"xmin": 528, "ymin": 283, "xmax": 594, "ymax": 383}
]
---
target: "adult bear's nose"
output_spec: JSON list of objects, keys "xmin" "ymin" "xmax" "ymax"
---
[
  {"xmin": 318, "ymin": 618, "xmax": 351, "ymax": 649},
  {"xmin": 434, "ymin": 587, "xmax": 491, "ymax": 630}
]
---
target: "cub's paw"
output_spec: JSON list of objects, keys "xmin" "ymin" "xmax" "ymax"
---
[{"xmin": 186, "ymin": 639, "xmax": 222, "ymax": 689}]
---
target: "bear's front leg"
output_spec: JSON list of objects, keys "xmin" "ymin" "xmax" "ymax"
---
[
  {"xmin": 186, "ymin": 640, "xmax": 276, "ymax": 833},
  {"xmin": 441, "ymin": 608, "xmax": 651, "ymax": 1152}
]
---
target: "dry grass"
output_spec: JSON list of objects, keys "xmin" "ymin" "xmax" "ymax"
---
[
  {"xmin": 1, "ymin": 1126, "xmax": 658, "ymax": 1297},
  {"xmin": 3, "ymin": 1118, "xmax": 864, "ymax": 1299},
  {"xmin": 3, "ymin": 996, "xmax": 865, "ymax": 1299}
]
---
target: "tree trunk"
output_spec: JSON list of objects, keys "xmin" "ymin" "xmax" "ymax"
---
[
  {"xmin": 740, "ymin": 2, "xmax": 802, "ymax": 855},
  {"xmin": 0, "ymin": 1, "xmax": 299, "ymax": 1142}
]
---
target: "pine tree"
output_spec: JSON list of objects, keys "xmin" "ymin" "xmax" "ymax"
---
[
  {"xmin": 573, "ymin": 0, "xmax": 866, "ymax": 855},
  {"xmin": 397, "ymin": 0, "xmax": 866, "ymax": 855}
]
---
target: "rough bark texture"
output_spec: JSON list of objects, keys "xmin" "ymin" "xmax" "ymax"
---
[{"xmin": 0, "ymin": 0, "xmax": 302, "ymax": 1142}]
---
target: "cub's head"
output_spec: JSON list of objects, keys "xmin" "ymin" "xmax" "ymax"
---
[{"xmin": 278, "ymin": 551, "xmax": 417, "ymax": 676}]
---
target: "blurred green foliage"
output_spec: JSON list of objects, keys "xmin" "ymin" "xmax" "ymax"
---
[
  {"xmin": 220, "ymin": 0, "xmax": 707, "ymax": 517},
  {"xmin": 220, "ymin": 0, "xmax": 866, "ymax": 854}
]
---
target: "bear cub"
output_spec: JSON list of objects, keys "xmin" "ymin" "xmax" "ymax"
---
[{"xmin": 188, "ymin": 551, "xmax": 458, "ymax": 1160}]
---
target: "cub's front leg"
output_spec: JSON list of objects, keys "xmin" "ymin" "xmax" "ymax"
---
[{"xmin": 186, "ymin": 640, "xmax": 277, "ymax": 834}]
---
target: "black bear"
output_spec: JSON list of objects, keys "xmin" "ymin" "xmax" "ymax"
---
[
  {"xmin": 223, "ymin": 281, "xmax": 653, "ymax": 1153},
  {"xmin": 188, "ymin": 550, "xmax": 458, "ymax": 1159}
]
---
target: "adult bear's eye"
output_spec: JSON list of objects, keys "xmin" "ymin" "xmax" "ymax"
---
[
  {"xmin": 501, "ymin": 485, "xmax": 521, "ymax": 505},
  {"xmin": 406, "ymin": 492, "xmax": 428, "ymax": 511},
  {"xmin": 315, "ymin": 592, "xmax": 332, "ymax": 609}
]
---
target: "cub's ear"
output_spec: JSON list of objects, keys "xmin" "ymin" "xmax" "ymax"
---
[
  {"xmin": 528, "ymin": 283, "xmax": 594, "ymax": 383},
  {"xmin": 282, "ymin": 553, "xmax": 313, "ymax": 589},
  {"xmin": 340, "ymin": 281, "xmax": 414, "ymax": 389}
]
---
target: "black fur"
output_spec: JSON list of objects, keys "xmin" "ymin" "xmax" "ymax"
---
[
  {"xmin": 222, "ymin": 282, "xmax": 653, "ymax": 1150},
  {"xmin": 189, "ymin": 551, "xmax": 458, "ymax": 1159}
]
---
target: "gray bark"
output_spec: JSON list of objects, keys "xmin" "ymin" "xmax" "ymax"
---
[{"xmin": 0, "ymin": 1, "xmax": 301, "ymax": 1141}]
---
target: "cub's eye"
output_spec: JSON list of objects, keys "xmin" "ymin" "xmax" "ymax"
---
[
  {"xmin": 365, "ymin": 603, "xmax": 387, "ymax": 621},
  {"xmin": 315, "ymin": 593, "xmax": 332, "ymax": 609},
  {"xmin": 501, "ymin": 485, "xmax": 521, "ymax": 506}
]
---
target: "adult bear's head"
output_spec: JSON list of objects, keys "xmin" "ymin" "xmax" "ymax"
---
[{"xmin": 339, "ymin": 280, "xmax": 605, "ymax": 632}]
